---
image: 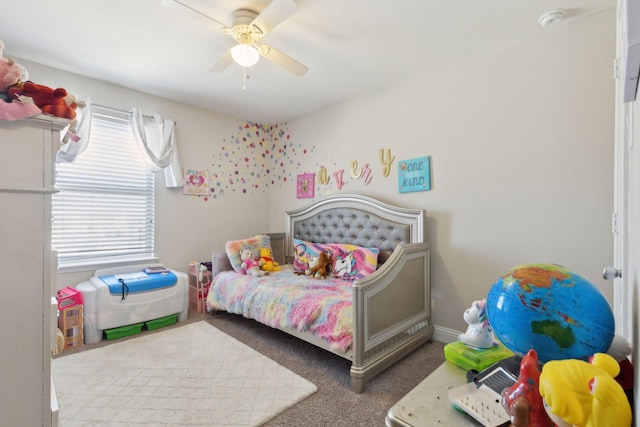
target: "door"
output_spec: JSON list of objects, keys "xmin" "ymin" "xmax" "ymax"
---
[
  {"xmin": 613, "ymin": 95, "xmax": 640, "ymax": 427},
  {"xmin": 612, "ymin": 3, "xmax": 639, "ymax": 423}
]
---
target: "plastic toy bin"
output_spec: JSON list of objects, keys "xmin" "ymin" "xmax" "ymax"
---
[
  {"xmin": 104, "ymin": 323, "xmax": 144, "ymax": 340},
  {"xmin": 76, "ymin": 264, "xmax": 189, "ymax": 344},
  {"xmin": 145, "ymin": 314, "xmax": 178, "ymax": 331}
]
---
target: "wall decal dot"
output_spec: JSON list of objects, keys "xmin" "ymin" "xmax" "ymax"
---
[{"xmin": 211, "ymin": 121, "xmax": 315, "ymax": 198}]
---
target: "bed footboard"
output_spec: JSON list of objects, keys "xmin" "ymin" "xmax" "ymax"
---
[{"xmin": 350, "ymin": 242, "xmax": 433, "ymax": 392}]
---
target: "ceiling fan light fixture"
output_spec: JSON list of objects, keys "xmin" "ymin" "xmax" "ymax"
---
[{"xmin": 231, "ymin": 43, "xmax": 260, "ymax": 68}]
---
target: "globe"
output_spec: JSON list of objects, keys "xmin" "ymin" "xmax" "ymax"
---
[{"xmin": 486, "ymin": 263, "xmax": 614, "ymax": 363}]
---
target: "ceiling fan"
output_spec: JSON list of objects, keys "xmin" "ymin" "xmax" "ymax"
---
[{"xmin": 161, "ymin": 0, "xmax": 308, "ymax": 77}]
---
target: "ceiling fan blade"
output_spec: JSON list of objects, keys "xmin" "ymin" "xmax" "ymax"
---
[
  {"xmin": 260, "ymin": 45, "xmax": 308, "ymax": 77},
  {"xmin": 161, "ymin": 0, "xmax": 229, "ymax": 31},
  {"xmin": 251, "ymin": 0, "xmax": 297, "ymax": 35},
  {"xmin": 210, "ymin": 48, "xmax": 233, "ymax": 72}
]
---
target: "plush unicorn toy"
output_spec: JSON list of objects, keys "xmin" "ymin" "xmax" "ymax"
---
[{"xmin": 458, "ymin": 299, "xmax": 495, "ymax": 349}]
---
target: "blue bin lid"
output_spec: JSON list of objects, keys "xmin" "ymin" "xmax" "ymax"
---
[{"xmin": 99, "ymin": 270, "xmax": 177, "ymax": 295}]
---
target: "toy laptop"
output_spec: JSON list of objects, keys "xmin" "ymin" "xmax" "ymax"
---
[{"xmin": 444, "ymin": 340, "xmax": 513, "ymax": 372}]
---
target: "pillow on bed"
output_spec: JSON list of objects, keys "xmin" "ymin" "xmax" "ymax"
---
[
  {"xmin": 225, "ymin": 234, "xmax": 271, "ymax": 273},
  {"xmin": 329, "ymin": 243, "xmax": 379, "ymax": 281},
  {"xmin": 293, "ymin": 238, "xmax": 379, "ymax": 281},
  {"xmin": 292, "ymin": 238, "xmax": 333, "ymax": 273}
]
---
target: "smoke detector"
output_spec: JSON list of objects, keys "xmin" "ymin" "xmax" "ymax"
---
[{"xmin": 538, "ymin": 9, "xmax": 566, "ymax": 27}]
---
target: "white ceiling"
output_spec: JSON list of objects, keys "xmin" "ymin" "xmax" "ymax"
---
[{"xmin": 1, "ymin": 0, "xmax": 615, "ymax": 124}]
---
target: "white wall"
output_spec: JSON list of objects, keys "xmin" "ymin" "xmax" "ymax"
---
[
  {"xmin": 270, "ymin": 10, "xmax": 616, "ymax": 335},
  {"xmin": 15, "ymin": 60, "xmax": 271, "ymax": 287}
]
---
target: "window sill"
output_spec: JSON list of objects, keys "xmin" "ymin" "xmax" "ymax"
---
[{"xmin": 57, "ymin": 255, "xmax": 159, "ymax": 274}]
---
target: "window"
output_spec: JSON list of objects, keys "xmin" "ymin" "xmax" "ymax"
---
[{"xmin": 52, "ymin": 106, "xmax": 155, "ymax": 270}]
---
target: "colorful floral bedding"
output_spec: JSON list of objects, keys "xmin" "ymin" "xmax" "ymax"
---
[{"xmin": 206, "ymin": 265, "xmax": 353, "ymax": 353}]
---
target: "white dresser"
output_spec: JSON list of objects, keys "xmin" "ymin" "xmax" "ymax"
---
[{"xmin": 0, "ymin": 115, "xmax": 67, "ymax": 426}]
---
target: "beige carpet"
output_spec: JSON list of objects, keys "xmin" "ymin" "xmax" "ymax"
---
[{"xmin": 52, "ymin": 321, "xmax": 317, "ymax": 426}]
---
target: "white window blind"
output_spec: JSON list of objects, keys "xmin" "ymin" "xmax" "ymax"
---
[{"xmin": 52, "ymin": 107, "xmax": 155, "ymax": 269}]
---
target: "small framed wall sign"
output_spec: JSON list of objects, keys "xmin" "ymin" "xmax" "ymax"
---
[
  {"xmin": 183, "ymin": 169, "xmax": 210, "ymax": 196},
  {"xmin": 296, "ymin": 173, "xmax": 315, "ymax": 198},
  {"xmin": 398, "ymin": 156, "xmax": 431, "ymax": 193}
]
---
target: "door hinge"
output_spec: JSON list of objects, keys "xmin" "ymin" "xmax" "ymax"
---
[
  {"xmin": 612, "ymin": 212, "xmax": 619, "ymax": 234},
  {"xmin": 614, "ymin": 58, "xmax": 622, "ymax": 80}
]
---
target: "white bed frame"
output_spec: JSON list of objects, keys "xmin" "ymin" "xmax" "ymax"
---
[{"xmin": 211, "ymin": 194, "xmax": 433, "ymax": 392}]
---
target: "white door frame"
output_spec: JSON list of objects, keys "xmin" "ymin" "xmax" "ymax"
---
[{"xmin": 613, "ymin": 1, "xmax": 638, "ymax": 423}]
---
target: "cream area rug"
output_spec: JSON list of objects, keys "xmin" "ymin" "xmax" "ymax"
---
[{"xmin": 52, "ymin": 321, "xmax": 317, "ymax": 426}]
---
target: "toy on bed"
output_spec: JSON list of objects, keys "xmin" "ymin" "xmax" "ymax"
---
[
  {"xmin": 259, "ymin": 247, "xmax": 281, "ymax": 272},
  {"xmin": 539, "ymin": 352, "xmax": 632, "ymax": 427},
  {"xmin": 240, "ymin": 247, "xmax": 267, "ymax": 277},
  {"xmin": 458, "ymin": 299, "xmax": 495, "ymax": 349},
  {"xmin": 305, "ymin": 250, "xmax": 332, "ymax": 279}
]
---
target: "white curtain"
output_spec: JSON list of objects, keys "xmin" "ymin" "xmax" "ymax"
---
[
  {"xmin": 129, "ymin": 107, "xmax": 182, "ymax": 188},
  {"xmin": 56, "ymin": 97, "xmax": 92, "ymax": 163}
]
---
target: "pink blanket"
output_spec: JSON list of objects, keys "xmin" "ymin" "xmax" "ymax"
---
[{"xmin": 206, "ymin": 265, "xmax": 353, "ymax": 353}]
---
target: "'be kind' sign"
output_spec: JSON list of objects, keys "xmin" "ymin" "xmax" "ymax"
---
[{"xmin": 398, "ymin": 156, "xmax": 431, "ymax": 193}]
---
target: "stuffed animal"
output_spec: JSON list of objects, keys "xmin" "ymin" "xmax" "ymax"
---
[
  {"xmin": 458, "ymin": 299, "xmax": 495, "ymax": 349},
  {"xmin": 305, "ymin": 250, "xmax": 332, "ymax": 279},
  {"xmin": 539, "ymin": 353, "xmax": 632, "ymax": 427},
  {"xmin": 259, "ymin": 247, "xmax": 281, "ymax": 272},
  {"xmin": 501, "ymin": 349, "xmax": 553, "ymax": 427},
  {"xmin": 198, "ymin": 263, "xmax": 212, "ymax": 284},
  {"xmin": 8, "ymin": 81, "xmax": 83, "ymax": 120},
  {"xmin": 0, "ymin": 40, "xmax": 29, "ymax": 95},
  {"xmin": 240, "ymin": 247, "xmax": 267, "ymax": 277}
]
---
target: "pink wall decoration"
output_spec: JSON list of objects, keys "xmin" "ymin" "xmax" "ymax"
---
[
  {"xmin": 296, "ymin": 173, "xmax": 315, "ymax": 198},
  {"xmin": 183, "ymin": 169, "xmax": 209, "ymax": 196}
]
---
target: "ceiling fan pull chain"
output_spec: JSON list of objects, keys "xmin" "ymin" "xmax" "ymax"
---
[{"xmin": 243, "ymin": 67, "xmax": 248, "ymax": 91}]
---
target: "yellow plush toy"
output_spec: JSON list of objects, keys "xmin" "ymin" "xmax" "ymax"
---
[
  {"xmin": 539, "ymin": 352, "xmax": 631, "ymax": 427},
  {"xmin": 259, "ymin": 247, "xmax": 281, "ymax": 272}
]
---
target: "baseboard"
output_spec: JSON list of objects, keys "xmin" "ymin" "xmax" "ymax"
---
[{"xmin": 433, "ymin": 325, "xmax": 462, "ymax": 344}]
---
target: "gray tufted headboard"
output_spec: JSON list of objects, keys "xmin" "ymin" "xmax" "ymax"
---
[{"xmin": 284, "ymin": 194, "xmax": 424, "ymax": 262}]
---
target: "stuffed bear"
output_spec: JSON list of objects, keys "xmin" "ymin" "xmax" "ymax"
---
[
  {"xmin": 8, "ymin": 81, "xmax": 83, "ymax": 120},
  {"xmin": 0, "ymin": 40, "xmax": 29, "ymax": 95},
  {"xmin": 305, "ymin": 250, "xmax": 332, "ymax": 279},
  {"xmin": 259, "ymin": 247, "xmax": 281, "ymax": 272},
  {"xmin": 240, "ymin": 247, "xmax": 267, "ymax": 277}
]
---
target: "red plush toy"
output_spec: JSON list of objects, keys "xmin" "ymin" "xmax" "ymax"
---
[
  {"xmin": 501, "ymin": 349, "xmax": 553, "ymax": 427},
  {"xmin": 8, "ymin": 81, "xmax": 81, "ymax": 120}
]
